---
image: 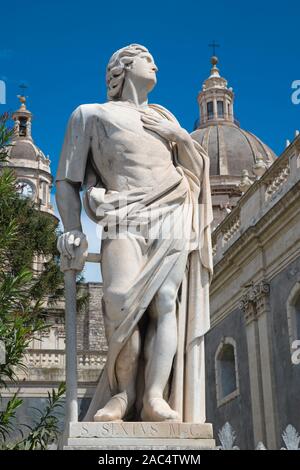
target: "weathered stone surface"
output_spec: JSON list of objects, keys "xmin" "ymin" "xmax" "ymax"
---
[
  {"xmin": 64, "ymin": 440, "xmax": 215, "ymax": 451},
  {"xmin": 69, "ymin": 421, "xmax": 213, "ymax": 439},
  {"xmin": 56, "ymin": 43, "xmax": 212, "ymax": 426},
  {"xmin": 63, "ymin": 421, "xmax": 215, "ymax": 450},
  {"xmin": 64, "ymin": 439, "xmax": 215, "ymax": 450}
]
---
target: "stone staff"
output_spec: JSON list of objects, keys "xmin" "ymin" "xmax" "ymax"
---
[{"xmin": 58, "ymin": 233, "xmax": 88, "ymax": 427}]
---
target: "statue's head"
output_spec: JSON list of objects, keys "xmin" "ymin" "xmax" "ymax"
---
[{"xmin": 106, "ymin": 44, "xmax": 158, "ymax": 100}]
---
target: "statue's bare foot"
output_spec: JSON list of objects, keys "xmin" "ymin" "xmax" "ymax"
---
[
  {"xmin": 141, "ymin": 397, "xmax": 180, "ymax": 422},
  {"xmin": 94, "ymin": 392, "xmax": 129, "ymax": 422}
]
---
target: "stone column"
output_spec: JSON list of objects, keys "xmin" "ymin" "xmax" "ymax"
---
[
  {"xmin": 229, "ymin": 103, "xmax": 234, "ymax": 122},
  {"xmin": 14, "ymin": 118, "xmax": 20, "ymax": 135},
  {"xmin": 241, "ymin": 296, "xmax": 265, "ymax": 444},
  {"xmin": 202, "ymin": 99, "xmax": 207, "ymax": 124},
  {"xmin": 224, "ymin": 99, "xmax": 229, "ymax": 120},
  {"xmin": 213, "ymin": 98, "xmax": 218, "ymax": 120},
  {"xmin": 46, "ymin": 181, "xmax": 49, "ymax": 206},
  {"xmin": 240, "ymin": 281, "xmax": 277, "ymax": 449},
  {"xmin": 27, "ymin": 118, "xmax": 32, "ymax": 138}
]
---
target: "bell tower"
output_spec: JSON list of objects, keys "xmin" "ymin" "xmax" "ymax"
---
[
  {"xmin": 12, "ymin": 94, "xmax": 33, "ymax": 139},
  {"xmin": 198, "ymin": 55, "xmax": 235, "ymax": 128},
  {"xmin": 7, "ymin": 95, "xmax": 55, "ymax": 218}
]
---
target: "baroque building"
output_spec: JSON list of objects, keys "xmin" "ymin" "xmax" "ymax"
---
[
  {"xmin": 3, "ymin": 57, "xmax": 300, "ymax": 448},
  {"xmin": 206, "ymin": 132, "xmax": 300, "ymax": 449}
]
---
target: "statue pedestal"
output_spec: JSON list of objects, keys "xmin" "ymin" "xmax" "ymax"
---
[{"xmin": 63, "ymin": 422, "xmax": 215, "ymax": 450}]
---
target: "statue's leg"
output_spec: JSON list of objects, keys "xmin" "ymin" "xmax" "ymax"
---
[
  {"xmin": 142, "ymin": 253, "xmax": 187, "ymax": 422},
  {"xmin": 94, "ymin": 236, "xmax": 144, "ymax": 422}
]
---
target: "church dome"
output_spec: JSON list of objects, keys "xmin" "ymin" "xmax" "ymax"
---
[
  {"xmin": 191, "ymin": 122, "xmax": 276, "ymax": 176},
  {"xmin": 8, "ymin": 139, "xmax": 46, "ymax": 162}
]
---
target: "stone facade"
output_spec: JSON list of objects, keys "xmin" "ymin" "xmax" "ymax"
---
[
  {"xmin": 207, "ymin": 135, "xmax": 300, "ymax": 448},
  {"xmin": 77, "ymin": 283, "xmax": 106, "ymax": 353},
  {"xmin": 205, "ymin": 307, "xmax": 254, "ymax": 449}
]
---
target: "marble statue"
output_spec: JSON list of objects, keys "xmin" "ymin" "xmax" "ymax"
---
[{"xmin": 56, "ymin": 44, "xmax": 213, "ymax": 424}]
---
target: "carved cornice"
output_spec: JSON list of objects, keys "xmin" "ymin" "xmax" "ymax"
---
[
  {"xmin": 213, "ymin": 181, "xmax": 300, "ymax": 274},
  {"xmin": 212, "ymin": 146, "xmax": 299, "ymax": 256},
  {"xmin": 239, "ymin": 281, "xmax": 270, "ymax": 324}
]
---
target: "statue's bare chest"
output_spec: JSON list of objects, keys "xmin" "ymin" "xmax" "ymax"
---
[{"xmin": 89, "ymin": 106, "xmax": 177, "ymax": 189}]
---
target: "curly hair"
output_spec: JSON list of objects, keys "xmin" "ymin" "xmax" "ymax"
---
[{"xmin": 106, "ymin": 44, "xmax": 149, "ymax": 101}]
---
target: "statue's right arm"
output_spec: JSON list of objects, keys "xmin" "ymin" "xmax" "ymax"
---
[
  {"xmin": 56, "ymin": 180, "xmax": 82, "ymax": 233},
  {"xmin": 55, "ymin": 180, "xmax": 88, "ymax": 266},
  {"xmin": 55, "ymin": 180, "xmax": 88, "ymax": 267},
  {"xmin": 55, "ymin": 105, "xmax": 93, "ymax": 266}
]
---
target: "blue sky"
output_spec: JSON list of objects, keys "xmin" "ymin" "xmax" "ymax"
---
[{"xmin": 1, "ymin": 0, "xmax": 299, "ymax": 280}]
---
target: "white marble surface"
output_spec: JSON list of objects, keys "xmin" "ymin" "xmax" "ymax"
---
[{"xmin": 56, "ymin": 44, "xmax": 213, "ymax": 425}]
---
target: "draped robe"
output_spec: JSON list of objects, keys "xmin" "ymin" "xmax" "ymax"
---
[{"xmin": 56, "ymin": 101, "xmax": 213, "ymax": 422}]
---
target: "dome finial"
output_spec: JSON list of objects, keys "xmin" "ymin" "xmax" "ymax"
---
[
  {"xmin": 17, "ymin": 94, "xmax": 27, "ymax": 110},
  {"xmin": 208, "ymin": 41, "xmax": 220, "ymax": 77},
  {"xmin": 211, "ymin": 55, "xmax": 218, "ymax": 66},
  {"xmin": 17, "ymin": 83, "xmax": 28, "ymax": 111}
]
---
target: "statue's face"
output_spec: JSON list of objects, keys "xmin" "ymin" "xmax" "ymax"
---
[{"xmin": 126, "ymin": 52, "xmax": 158, "ymax": 92}]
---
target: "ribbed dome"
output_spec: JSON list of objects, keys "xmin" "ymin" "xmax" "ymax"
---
[
  {"xmin": 191, "ymin": 122, "xmax": 276, "ymax": 176},
  {"xmin": 8, "ymin": 139, "xmax": 46, "ymax": 162}
]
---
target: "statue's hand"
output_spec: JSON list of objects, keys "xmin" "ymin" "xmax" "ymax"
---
[
  {"xmin": 57, "ymin": 230, "xmax": 88, "ymax": 273},
  {"xmin": 141, "ymin": 113, "xmax": 189, "ymax": 143}
]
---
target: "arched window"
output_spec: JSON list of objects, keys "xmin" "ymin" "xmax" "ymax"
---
[
  {"xmin": 207, "ymin": 101, "xmax": 213, "ymax": 120},
  {"xmin": 40, "ymin": 181, "xmax": 47, "ymax": 205},
  {"xmin": 287, "ymin": 282, "xmax": 300, "ymax": 353},
  {"xmin": 217, "ymin": 100, "xmax": 224, "ymax": 117},
  {"xmin": 215, "ymin": 337, "xmax": 239, "ymax": 406},
  {"xmin": 19, "ymin": 117, "xmax": 28, "ymax": 137}
]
